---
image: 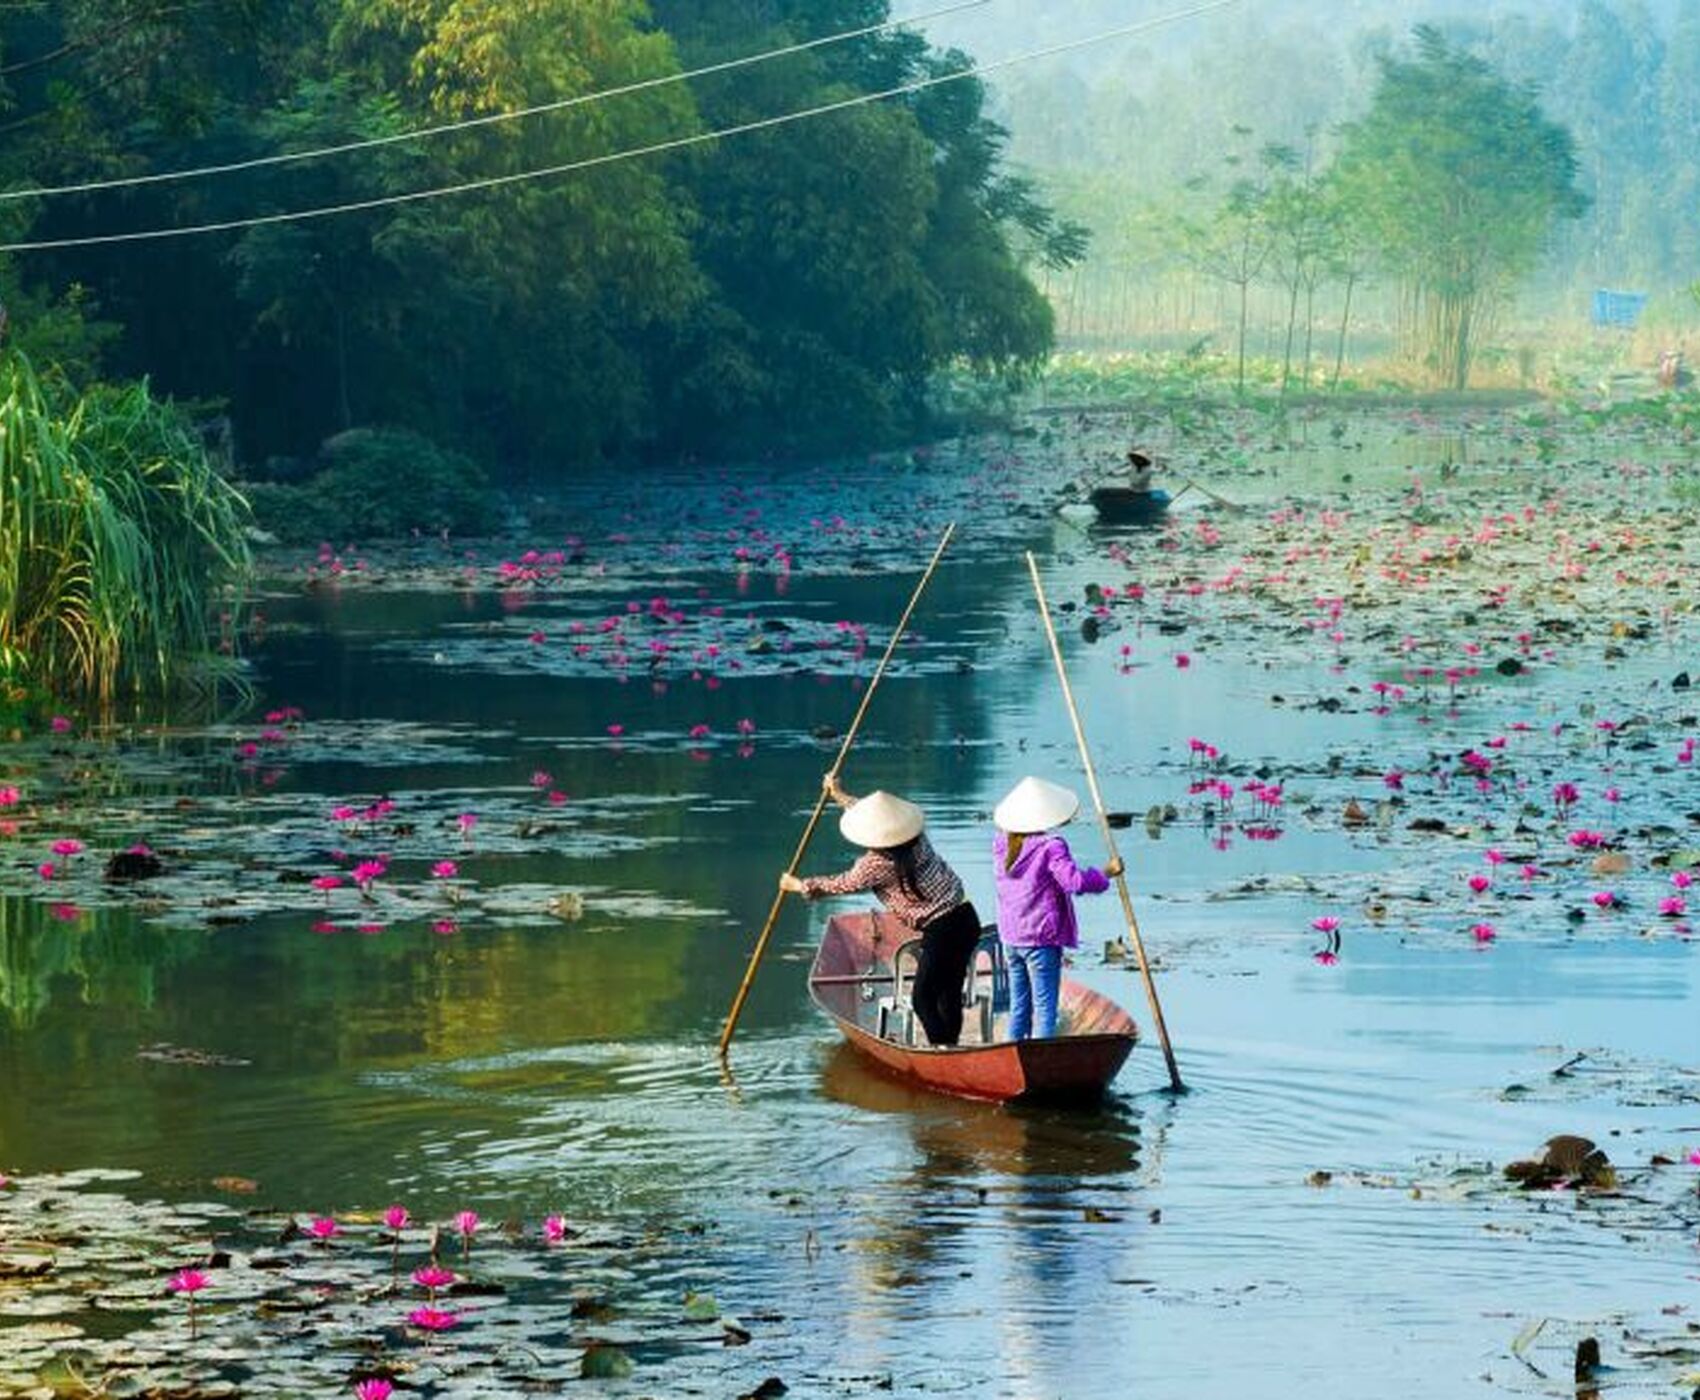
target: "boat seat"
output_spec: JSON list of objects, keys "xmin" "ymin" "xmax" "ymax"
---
[{"xmin": 878, "ymin": 932, "xmax": 1008, "ymax": 1047}]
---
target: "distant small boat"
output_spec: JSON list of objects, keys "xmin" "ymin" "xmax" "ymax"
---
[
  {"xmin": 1087, "ymin": 486, "xmax": 1172, "ymax": 523},
  {"xmin": 808, "ymin": 911, "xmax": 1138, "ymax": 1104}
]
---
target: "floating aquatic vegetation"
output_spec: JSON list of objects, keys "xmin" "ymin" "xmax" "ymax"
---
[{"xmin": 0, "ymin": 1170, "xmax": 772, "ymax": 1397}]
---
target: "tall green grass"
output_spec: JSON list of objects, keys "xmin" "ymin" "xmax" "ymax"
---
[{"xmin": 0, "ymin": 351, "xmax": 252, "ymax": 702}]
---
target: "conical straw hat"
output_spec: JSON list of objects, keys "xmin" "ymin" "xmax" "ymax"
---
[
  {"xmin": 839, "ymin": 791, "xmax": 925, "ymax": 848},
  {"xmin": 993, "ymin": 776, "xmax": 1081, "ymax": 834}
]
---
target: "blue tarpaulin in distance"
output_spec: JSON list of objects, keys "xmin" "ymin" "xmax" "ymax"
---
[{"xmin": 1592, "ymin": 289, "xmax": 1647, "ymax": 327}]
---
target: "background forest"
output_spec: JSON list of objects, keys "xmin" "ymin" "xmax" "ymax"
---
[
  {"xmin": 0, "ymin": 0, "xmax": 1083, "ymax": 476},
  {"xmin": 2, "ymin": 0, "xmax": 1696, "ymax": 494},
  {"xmin": 902, "ymin": 0, "xmax": 1700, "ymax": 369}
]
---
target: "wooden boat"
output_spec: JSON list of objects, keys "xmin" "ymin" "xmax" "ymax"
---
[
  {"xmin": 1088, "ymin": 485, "xmax": 1172, "ymax": 523},
  {"xmin": 808, "ymin": 911, "xmax": 1138, "ymax": 1104}
]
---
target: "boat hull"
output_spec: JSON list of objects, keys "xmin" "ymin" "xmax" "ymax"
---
[
  {"xmin": 809, "ymin": 912, "xmax": 1138, "ymax": 1105},
  {"xmin": 1088, "ymin": 486, "xmax": 1172, "ymax": 522}
]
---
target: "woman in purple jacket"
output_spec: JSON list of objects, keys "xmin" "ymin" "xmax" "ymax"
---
[{"xmin": 992, "ymin": 777, "xmax": 1122, "ymax": 1040}]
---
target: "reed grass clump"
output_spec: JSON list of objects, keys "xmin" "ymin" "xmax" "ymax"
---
[{"xmin": 0, "ymin": 350, "xmax": 252, "ymax": 702}]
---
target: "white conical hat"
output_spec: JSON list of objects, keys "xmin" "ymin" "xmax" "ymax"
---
[
  {"xmin": 839, "ymin": 791, "xmax": 925, "ymax": 848},
  {"xmin": 994, "ymin": 776, "xmax": 1081, "ymax": 833}
]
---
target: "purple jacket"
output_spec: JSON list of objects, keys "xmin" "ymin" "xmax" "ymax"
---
[{"xmin": 993, "ymin": 832, "xmax": 1110, "ymax": 949}]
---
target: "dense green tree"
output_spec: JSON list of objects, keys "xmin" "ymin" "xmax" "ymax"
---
[{"xmin": 1332, "ymin": 27, "xmax": 1587, "ymax": 388}]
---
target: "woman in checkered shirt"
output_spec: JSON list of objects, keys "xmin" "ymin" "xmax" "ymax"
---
[{"xmin": 781, "ymin": 774, "xmax": 983, "ymax": 1047}]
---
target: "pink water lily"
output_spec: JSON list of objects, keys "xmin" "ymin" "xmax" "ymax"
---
[
  {"xmin": 167, "ymin": 1267, "xmax": 208, "ymax": 1338},
  {"xmin": 352, "ymin": 860, "xmax": 385, "ymax": 889},
  {"xmin": 1658, "ymin": 895, "xmax": 1686, "ymax": 917},
  {"xmin": 1310, "ymin": 916, "xmax": 1340, "ymax": 934},
  {"xmin": 1591, "ymin": 891, "xmax": 1617, "ymax": 910},
  {"xmin": 1470, "ymin": 922, "xmax": 1496, "ymax": 944},
  {"xmin": 50, "ymin": 838, "xmax": 83, "ymax": 858},
  {"xmin": 354, "ymin": 1380, "xmax": 394, "ymax": 1400},
  {"xmin": 407, "ymin": 1306, "xmax": 459, "ymax": 1331},
  {"xmin": 1467, "ymin": 874, "xmax": 1491, "ymax": 894},
  {"xmin": 412, "ymin": 1265, "xmax": 456, "ymax": 1292},
  {"xmin": 431, "ymin": 860, "xmax": 458, "ymax": 879},
  {"xmin": 0, "ymin": 785, "xmax": 19, "ymax": 806},
  {"xmin": 49, "ymin": 715, "xmax": 72, "ymax": 734},
  {"xmin": 307, "ymin": 1215, "xmax": 339, "ymax": 1242},
  {"xmin": 1673, "ymin": 871, "xmax": 1694, "ymax": 890},
  {"xmin": 453, "ymin": 1209, "xmax": 479, "ymax": 1258},
  {"xmin": 384, "ymin": 1205, "xmax": 410, "ymax": 1231},
  {"xmin": 543, "ymin": 1214, "xmax": 568, "ymax": 1243}
]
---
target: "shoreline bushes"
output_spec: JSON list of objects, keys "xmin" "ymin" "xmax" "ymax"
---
[{"xmin": 0, "ymin": 351, "xmax": 251, "ymax": 702}]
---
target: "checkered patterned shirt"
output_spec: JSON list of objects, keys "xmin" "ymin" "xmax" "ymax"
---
[{"xmin": 801, "ymin": 832, "xmax": 965, "ymax": 927}]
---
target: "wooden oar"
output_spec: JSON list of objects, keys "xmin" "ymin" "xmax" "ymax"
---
[
  {"xmin": 1174, "ymin": 474, "xmax": 1245, "ymax": 513},
  {"xmin": 1025, "ymin": 550, "xmax": 1184, "ymax": 1093},
  {"xmin": 717, "ymin": 522, "xmax": 958, "ymax": 1059}
]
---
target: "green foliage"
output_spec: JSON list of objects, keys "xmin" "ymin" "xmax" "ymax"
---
[
  {"xmin": 1309, "ymin": 29, "xmax": 1586, "ymax": 389},
  {"xmin": 2, "ymin": 0, "xmax": 1070, "ymax": 468},
  {"xmin": 248, "ymin": 427, "xmax": 497, "ymax": 543},
  {"xmin": 0, "ymin": 351, "xmax": 251, "ymax": 701}
]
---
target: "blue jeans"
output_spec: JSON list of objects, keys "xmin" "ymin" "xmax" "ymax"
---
[{"xmin": 1006, "ymin": 944, "xmax": 1062, "ymax": 1040}]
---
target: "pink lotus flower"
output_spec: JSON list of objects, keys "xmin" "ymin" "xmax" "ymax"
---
[
  {"xmin": 1520, "ymin": 864, "xmax": 1540, "ymax": 883},
  {"xmin": 50, "ymin": 838, "xmax": 83, "ymax": 858},
  {"xmin": 407, "ymin": 1306, "xmax": 459, "ymax": 1331},
  {"xmin": 1310, "ymin": 916, "xmax": 1341, "ymax": 935},
  {"xmin": 688, "ymin": 723, "xmax": 711, "ymax": 739},
  {"xmin": 529, "ymin": 770, "xmax": 551, "ymax": 789},
  {"xmin": 1382, "ymin": 770, "xmax": 1404, "ymax": 790},
  {"xmin": 431, "ymin": 860, "xmax": 458, "ymax": 879},
  {"xmin": 1659, "ymin": 896, "xmax": 1686, "ymax": 917},
  {"xmin": 1483, "ymin": 849, "xmax": 1505, "ymax": 866},
  {"xmin": 384, "ymin": 1205, "xmax": 410, "ymax": 1231},
  {"xmin": 1174, "ymin": 653, "xmax": 1191, "ymax": 668},
  {"xmin": 606, "ymin": 723, "xmax": 625, "ymax": 737},
  {"xmin": 1467, "ymin": 874, "xmax": 1491, "ymax": 894},
  {"xmin": 1687, "ymin": 1149, "xmax": 1700, "ymax": 1166},
  {"xmin": 453, "ymin": 1209, "xmax": 479, "ymax": 1250},
  {"xmin": 37, "ymin": 862, "xmax": 55, "ymax": 880},
  {"xmin": 0, "ymin": 786, "xmax": 19, "ymax": 806},
  {"xmin": 307, "ymin": 1215, "xmax": 339, "ymax": 1242},
  {"xmin": 1591, "ymin": 891, "xmax": 1617, "ymax": 910},
  {"xmin": 311, "ymin": 875, "xmax": 342, "ymax": 892},
  {"xmin": 49, "ymin": 715, "xmax": 72, "ymax": 734},
  {"xmin": 168, "ymin": 1267, "xmax": 208, "ymax": 1338},
  {"xmin": 456, "ymin": 812, "xmax": 478, "ymax": 835},
  {"xmin": 547, "ymin": 790, "xmax": 567, "ymax": 806},
  {"xmin": 331, "ymin": 805, "xmax": 358, "ymax": 823},
  {"xmin": 355, "ymin": 1381, "xmax": 394, "ymax": 1400},
  {"xmin": 1471, "ymin": 922, "xmax": 1496, "ymax": 944},
  {"xmin": 352, "ymin": 860, "xmax": 385, "ymax": 888},
  {"xmin": 413, "ymin": 1265, "xmax": 456, "ymax": 1291},
  {"xmin": 543, "ymin": 1214, "xmax": 568, "ymax": 1243},
  {"xmin": 432, "ymin": 919, "xmax": 458, "ymax": 935},
  {"xmin": 1673, "ymin": 871, "xmax": 1694, "ymax": 890}
]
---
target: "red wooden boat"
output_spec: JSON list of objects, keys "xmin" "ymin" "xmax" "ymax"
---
[{"xmin": 808, "ymin": 911, "xmax": 1138, "ymax": 1104}]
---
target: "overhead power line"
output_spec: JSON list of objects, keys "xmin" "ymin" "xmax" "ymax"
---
[
  {"xmin": 0, "ymin": 0, "xmax": 994, "ymax": 204},
  {"xmin": 0, "ymin": 0, "xmax": 1241, "ymax": 255}
]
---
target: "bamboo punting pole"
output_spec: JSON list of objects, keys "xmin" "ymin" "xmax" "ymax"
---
[
  {"xmin": 717, "ymin": 522, "xmax": 957, "ymax": 1059},
  {"xmin": 1025, "ymin": 551, "xmax": 1184, "ymax": 1092}
]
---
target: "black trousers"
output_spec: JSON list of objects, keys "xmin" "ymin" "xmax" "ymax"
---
[{"xmin": 911, "ymin": 901, "xmax": 982, "ymax": 1047}]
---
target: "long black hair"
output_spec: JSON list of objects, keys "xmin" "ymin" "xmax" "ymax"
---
[{"xmin": 880, "ymin": 836, "xmax": 924, "ymax": 900}]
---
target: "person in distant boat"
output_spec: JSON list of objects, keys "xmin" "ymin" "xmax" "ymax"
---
[
  {"xmin": 1125, "ymin": 448, "xmax": 1156, "ymax": 493},
  {"xmin": 780, "ymin": 774, "xmax": 983, "ymax": 1047},
  {"xmin": 992, "ymin": 777, "xmax": 1121, "ymax": 1040}
]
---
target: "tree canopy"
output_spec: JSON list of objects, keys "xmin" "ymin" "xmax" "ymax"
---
[
  {"xmin": 0, "ymin": 0, "xmax": 1080, "ymax": 471},
  {"xmin": 1333, "ymin": 26, "xmax": 1588, "ymax": 388}
]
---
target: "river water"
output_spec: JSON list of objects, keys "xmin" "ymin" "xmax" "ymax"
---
[{"xmin": 2, "ymin": 422, "xmax": 1697, "ymax": 1398}]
